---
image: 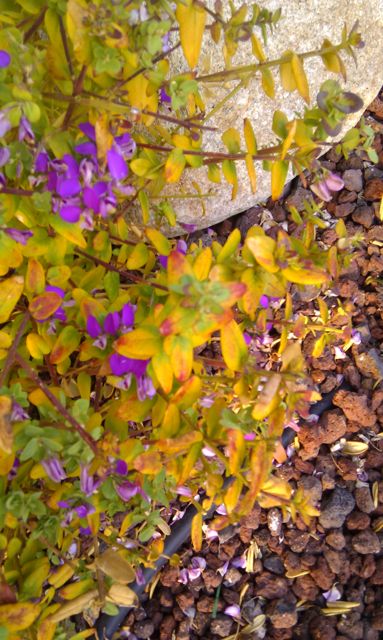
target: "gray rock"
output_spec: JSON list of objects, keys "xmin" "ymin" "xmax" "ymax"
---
[
  {"xmin": 343, "ymin": 169, "xmax": 363, "ymax": 192},
  {"xmin": 133, "ymin": 0, "xmax": 383, "ymax": 233},
  {"xmin": 352, "ymin": 530, "xmax": 381, "ymax": 554},
  {"xmin": 319, "ymin": 487, "xmax": 355, "ymax": 529}
]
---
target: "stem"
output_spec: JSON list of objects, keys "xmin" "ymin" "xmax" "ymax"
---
[
  {"xmin": 136, "ymin": 141, "xmax": 283, "ymax": 162},
  {"xmin": 0, "ymin": 187, "xmax": 34, "ymax": 196},
  {"xmin": 74, "ymin": 248, "xmax": 168, "ymax": 292},
  {"xmin": 15, "ymin": 353, "xmax": 99, "ymax": 455},
  {"xmin": 23, "ymin": 7, "xmax": 46, "ymax": 43},
  {"xmin": 0, "ymin": 313, "xmax": 30, "ymax": 387},
  {"xmin": 59, "ymin": 15, "xmax": 74, "ymax": 77},
  {"xmin": 195, "ymin": 42, "xmax": 344, "ymax": 83},
  {"xmin": 117, "ymin": 41, "xmax": 181, "ymax": 86},
  {"xmin": 62, "ymin": 65, "xmax": 87, "ymax": 130}
]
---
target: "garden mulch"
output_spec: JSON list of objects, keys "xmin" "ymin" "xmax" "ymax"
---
[{"xmin": 118, "ymin": 89, "xmax": 383, "ymax": 640}]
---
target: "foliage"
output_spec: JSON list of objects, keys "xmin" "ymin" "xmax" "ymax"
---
[{"xmin": 0, "ymin": 0, "xmax": 372, "ymax": 636}]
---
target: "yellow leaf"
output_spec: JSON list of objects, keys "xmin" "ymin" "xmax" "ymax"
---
[
  {"xmin": 114, "ymin": 327, "xmax": 162, "ymax": 359},
  {"xmin": 193, "ymin": 247, "xmax": 212, "ymax": 281},
  {"xmin": 171, "ymin": 375, "xmax": 202, "ymax": 409},
  {"xmin": 291, "ymin": 53, "xmax": 310, "ymax": 104},
  {"xmin": 164, "ymin": 335, "xmax": 193, "ymax": 382},
  {"xmin": 245, "ymin": 154, "xmax": 257, "ymax": 193},
  {"xmin": 221, "ymin": 128, "xmax": 241, "ymax": 154},
  {"xmin": 37, "ymin": 619, "xmax": 56, "ymax": 640},
  {"xmin": 220, "ymin": 320, "xmax": 248, "ymax": 371},
  {"xmin": 145, "ymin": 229, "xmax": 171, "ymax": 255},
  {"xmin": 252, "ymin": 374, "xmax": 281, "ymax": 420},
  {"xmin": 159, "ymin": 403, "xmax": 180, "ymax": 438},
  {"xmin": 95, "ymin": 549, "xmax": 135, "ymax": 584},
  {"xmin": 95, "ymin": 114, "xmax": 113, "ymax": 164},
  {"xmin": 217, "ymin": 229, "xmax": 241, "ymax": 264},
  {"xmin": 50, "ymin": 217, "xmax": 86, "ymax": 248},
  {"xmin": 133, "ymin": 450, "xmax": 162, "ymax": 474},
  {"xmin": 165, "ymin": 148, "xmax": 186, "ymax": 183},
  {"xmin": 117, "ymin": 398, "xmax": 154, "ymax": 422},
  {"xmin": 243, "ymin": 118, "xmax": 257, "ymax": 155},
  {"xmin": 281, "ymin": 266, "xmax": 328, "ymax": 285},
  {"xmin": 224, "ymin": 478, "xmax": 243, "ymax": 514},
  {"xmin": 0, "ymin": 276, "xmax": 24, "ymax": 323},
  {"xmin": 66, "ymin": 0, "xmax": 91, "ymax": 64},
  {"xmin": 227, "ymin": 429, "xmax": 246, "ymax": 475},
  {"xmin": 222, "ymin": 159, "xmax": 238, "ymax": 200},
  {"xmin": 341, "ymin": 441, "xmax": 369, "ymax": 456},
  {"xmin": 261, "ymin": 68, "xmax": 275, "ymax": 99},
  {"xmin": 152, "ymin": 352, "xmax": 173, "ymax": 394},
  {"xmin": 191, "ymin": 512, "xmax": 203, "ymax": 552},
  {"xmin": 59, "ymin": 579, "xmax": 96, "ymax": 600},
  {"xmin": 138, "ymin": 190, "xmax": 150, "ymax": 224},
  {"xmin": 106, "ymin": 583, "xmax": 138, "ymax": 607},
  {"xmin": 0, "ymin": 602, "xmax": 40, "ymax": 631},
  {"xmin": 246, "ymin": 235, "xmax": 278, "ymax": 273},
  {"xmin": 47, "ymin": 591, "xmax": 98, "ymax": 623},
  {"xmin": 26, "ymin": 333, "xmax": 51, "ymax": 359},
  {"xmin": 271, "ymin": 160, "xmax": 289, "ymax": 200},
  {"xmin": 176, "ymin": 0, "xmax": 206, "ymax": 69},
  {"xmin": 281, "ymin": 120, "xmax": 297, "ymax": 160},
  {"xmin": 251, "ymin": 34, "xmax": 266, "ymax": 62},
  {"xmin": 48, "ymin": 564, "xmax": 75, "ymax": 589},
  {"xmin": 279, "ymin": 51, "xmax": 296, "ymax": 92}
]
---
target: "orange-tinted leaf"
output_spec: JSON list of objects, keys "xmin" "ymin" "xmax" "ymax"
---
[
  {"xmin": 50, "ymin": 327, "xmax": 81, "ymax": 364},
  {"xmin": 252, "ymin": 374, "xmax": 281, "ymax": 420},
  {"xmin": 171, "ymin": 375, "xmax": 202, "ymax": 409},
  {"xmin": 117, "ymin": 398, "xmax": 154, "ymax": 422},
  {"xmin": 227, "ymin": 429, "xmax": 246, "ymax": 474},
  {"xmin": 29, "ymin": 291, "xmax": 62, "ymax": 321},
  {"xmin": 246, "ymin": 235, "xmax": 278, "ymax": 273},
  {"xmin": 114, "ymin": 327, "xmax": 162, "ymax": 359},
  {"xmin": 133, "ymin": 450, "xmax": 162, "ymax": 474},
  {"xmin": 165, "ymin": 335, "xmax": 193, "ymax": 382},
  {"xmin": 25, "ymin": 258, "xmax": 45, "ymax": 294},
  {"xmin": 224, "ymin": 478, "xmax": 243, "ymax": 514},
  {"xmin": 191, "ymin": 512, "xmax": 203, "ymax": 552},
  {"xmin": 0, "ymin": 602, "xmax": 40, "ymax": 631},
  {"xmin": 0, "ymin": 396, "xmax": 12, "ymax": 454},
  {"xmin": 165, "ymin": 148, "xmax": 186, "ymax": 183}
]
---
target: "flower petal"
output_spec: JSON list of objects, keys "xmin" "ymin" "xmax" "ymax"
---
[
  {"xmin": 107, "ymin": 147, "xmax": 128, "ymax": 181},
  {"xmin": 0, "ymin": 50, "xmax": 11, "ymax": 68},
  {"xmin": 57, "ymin": 178, "xmax": 82, "ymax": 198},
  {"xmin": 59, "ymin": 205, "xmax": 82, "ymax": 223}
]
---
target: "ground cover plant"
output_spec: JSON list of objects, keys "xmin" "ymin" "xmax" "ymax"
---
[{"xmin": 0, "ymin": 1, "xmax": 378, "ymax": 638}]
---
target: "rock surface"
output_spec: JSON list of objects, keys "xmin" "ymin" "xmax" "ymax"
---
[{"xmin": 142, "ymin": 0, "xmax": 383, "ymax": 233}]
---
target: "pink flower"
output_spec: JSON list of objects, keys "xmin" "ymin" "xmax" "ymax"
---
[{"xmin": 310, "ymin": 172, "xmax": 344, "ymax": 202}]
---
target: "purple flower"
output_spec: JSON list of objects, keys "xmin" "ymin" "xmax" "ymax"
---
[
  {"xmin": 135, "ymin": 567, "xmax": 145, "ymax": 586},
  {"xmin": 10, "ymin": 401, "xmax": 28, "ymax": 422},
  {"xmin": 75, "ymin": 503, "xmax": 95, "ymax": 518},
  {"xmin": 46, "ymin": 285, "xmax": 65, "ymax": 298},
  {"xmin": 114, "ymin": 133, "xmax": 136, "ymax": 159},
  {"xmin": 78, "ymin": 122, "xmax": 96, "ymax": 141},
  {"xmin": 175, "ymin": 486, "xmax": 193, "ymax": 497},
  {"xmin": 259, "ymin": 294, "xmax": 269, "ymax": 308},
  {"xmin": 115, "ymin": 459, "xmax": 128, "ymax": 475},
  {"xmin": 180, "ymin": 223, "xmax": 197, "ymax": 233},
  {"xmin": 57, "ymin": 178, "xmax": 82, "ymax": 198},
  {"xmin": 231, "ymin": 555, "xmax": 246, "ymax": 569},
  {"xmin": 80, "ymin": 465, "xmax": 99, "ymax": 496},
  {"xmin": 136, "ymin": 375, "xmax": 156, "ymax": 401},
  {"xmin": 110, "ymin": 354, "xmax": 149, "ymax": 377},
  {"xmin": 188, "ymin": 557, "xmax": 206, "ymax": 581},
  {"xmin": 115, "ymin": 481, "xmax": 148, "ymax": 502},
  {"xmin": 3, "ymin": 228, "xmax": 33, "ymax": 245},
  {"xmin": 0, "ymin": 50, "xmax": 11, "ymax": 68},
  {"xmin": 79, "ymin": 526, "xmax": 92, "ymax": 536},
  {"xmin": 75, "ymin": 141, "xmax": 97, "ymax": 155},
  {"xmin": 107, "ymin": 147, "xmax": 128, "ymax": 181},
  {"xmin": 42, "ymin": 458, "xmax": 66, "ymax": 482},
  {"xmin": 35, "ymin": 151, "xmax": 49, "ymax": 173},
  {"xmin": 224, "ymin": 605, "xmax": 241, "ymax": 619},
  {"xmin": 160, "ymin": 87, "xmax": 171, "ymax": 104},
  {"xmin": 86, "ymin": 315, "xmax": 103, "ymax": 338},
  {"xmin": 104, "ymin": 311, "xmax": 120, "ymax": 335},
  {"xmin": 310, "ymin": 172, "xmax": 344, "ymax": 202},
  {"xmin": 243, "ymin": 332, "xmax": 252, "ymax": 346},
  {"xmin": 158, "ymin": 255, "xmax": 168, "ymax": 269},
  {"xmin": 57, "ymin": 500, "xmax": 71, "ymax": 508},
  {"xmin": 60, "ymin": 204, "xmax": 82, "ymax": 223},
  {"xmin": 18, "ymin": 117, "xmax": 34, "ymax": 143},
  {"xmin": 0, "ymin": 147, "xmax": 10, "ymax": 166},
  {"xmin": 121, "ymin": 303, "xmax": 135, "ymax": 327}
]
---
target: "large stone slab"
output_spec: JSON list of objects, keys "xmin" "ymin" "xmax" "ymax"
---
[{"xmin": 133, "ymin": 0, "xmax": 383, "ymax": 234}]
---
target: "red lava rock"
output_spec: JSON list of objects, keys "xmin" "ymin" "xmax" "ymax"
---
[
  {"xmin": 292, "ymin": 574, "xmax": 319, "ymax": 601},
  {"xmin": 285, "ymin": 531, "xmax": 310, "ymax": 553},
  {"xmin": 161, "ymin": 566, "xmax": 180, "ymax": 587},
  {"xmin": 223, "ymin": 567, "xmax": 242, "ymax": 587},
  {"xmin": 335, "ymin": 202, "xmax": 355, "ymax": 217},
  {"xmin": 176, "ymin": 592, "xmax": 195, "ymax": 613},
  {"xmin": 351, "ymin": 554, "xmax": 376, "ymax": 579},
  {"xmin": 355, "ymin": 486, "xmax": 376, "ymax": 513},
  {"xmin": 326, "ymin": 530, "xmax": 346, "ymax": 550},
  {"xmin": 255, "ymin": 572, "xmax": 289, "ymax": 598},
  {"xmin": 310, "ymin": 557, "xmax": 335, "ymax": 590},
  {"xmin": 318, "ymin": 410, "xmax": 347, "ymax": 444},
  {"xmin": 209, "ymin": 614, "xmax": 234, "ymax": 638},
  {"xmin": 202, "ymin": 568, "xmax": 222, "ymax": 592},
  {"xmin": 352, "ymin": 205, "xmax": 374, "ymax": 227},
  {"xmin": 263, "ymin": 555, "xmax": 285, "ymax": 575},
  {"xmin": 337, "ymin": 457, "xmax": 358, "ymax": 481},
  {"xmin": 323, "ymin": 547, "xmax": 346, "ymax": 574},
  {"xmin": 176, "ymin": 619, "xmax": 191, "ymax": 639},
  {"xmin": 351, "ymin": 530, "xmax": 381, "ymax": 554},
  {"xmin": 332, "ymin": 390, "xmax": 376, "ymax": 427},
  {"xmin": 370, "ymin": 557, "xmax": 383, "ymax": 585},
  {"xmin": 196, "ymin": 595, "xmax": 222, "ymax": 614},
  {"xmin": 309, "ymin": 615, "xmax": 337, "ymax": 640},
  {"xmin": 160, "ymin": 590, "xmax": 174, "ymax": 608},
  {"xmin": 238, "ymin": 526, "xmax": 252, "ymax": 544},
  {"xmin": 371, "ymin": 613, "xmax": 383, "ymax": 630},
  {"xmin": 346, "ymin": 510, "xmax": 371, "ymax": 530},
  {"xmin": 364, "ymin": 178, "xmax": 383, "ymax": 200},
  {"xmin": 241, "ymin": 504, "xmax": 261, "ymax": 529},
  {"xmin": 267, "ymin": 596, "xmax": 298, "ymax": 629},
  {"xmin": 368, "ymin": 96, "xmax": 383, "ymax": 118},
  {"xmin": 160, "ymin": 615, "xmax": 177, "ymax": 640},
  {"xmin": 337, "ymin": 614, "xmax": 364, "ymax": 640}
]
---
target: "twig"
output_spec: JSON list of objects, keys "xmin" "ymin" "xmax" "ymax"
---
[
  {"xmin": 58, "ymin": 15, "xmax": 74, "ymax": 77},
  {"xmin": 0, "ymin": 187, "xmax": 34, "ymax": 196},
  {"xmin": 0, "ymin": 313, "xmax": 30, "ymax": 387},
  {"xmin": 15, "ymin": 353, "xmax": 99, "ymax": 455},
  {"xmin": 62, "ymin": 64, "xmax": 87, "ymax": 130},
  {"xmin": 23, "ymin": 7, "xmax": 47, "ymax": 43}
]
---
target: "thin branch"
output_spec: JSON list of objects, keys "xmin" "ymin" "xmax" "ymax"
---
[
  {"xmin": 74, "ymin": 248, "xmax": 168, "ymax": 292},
  {"xmin": 0, "ymin": 313, "xmax": 30, "ymax": 387},
  {"xmin": 23, "ymin": 7, "xmax": 47, "ymax": 43},
  {"xmin": 62, "ymin": 65, "xmax": 87, "ymax": 130},
  {"xmin": 117, "ymin": 41, "xmax": 181, "ymax": 86},
  {"xmin": 58, "ymin": 15, "xmax": 74, "ymax": 77},
  {"xmin": 0, "ymin": 187, "xmax": 34, "ymax": 196},
  {"xmin": 15, "ymin": 353, "xmax": 99, "ymax": 455}
]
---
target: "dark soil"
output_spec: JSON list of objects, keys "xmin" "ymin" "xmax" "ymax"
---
[{"xmin": 119, "ymin": 91, "xmax": 383, "ymax": 640}]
